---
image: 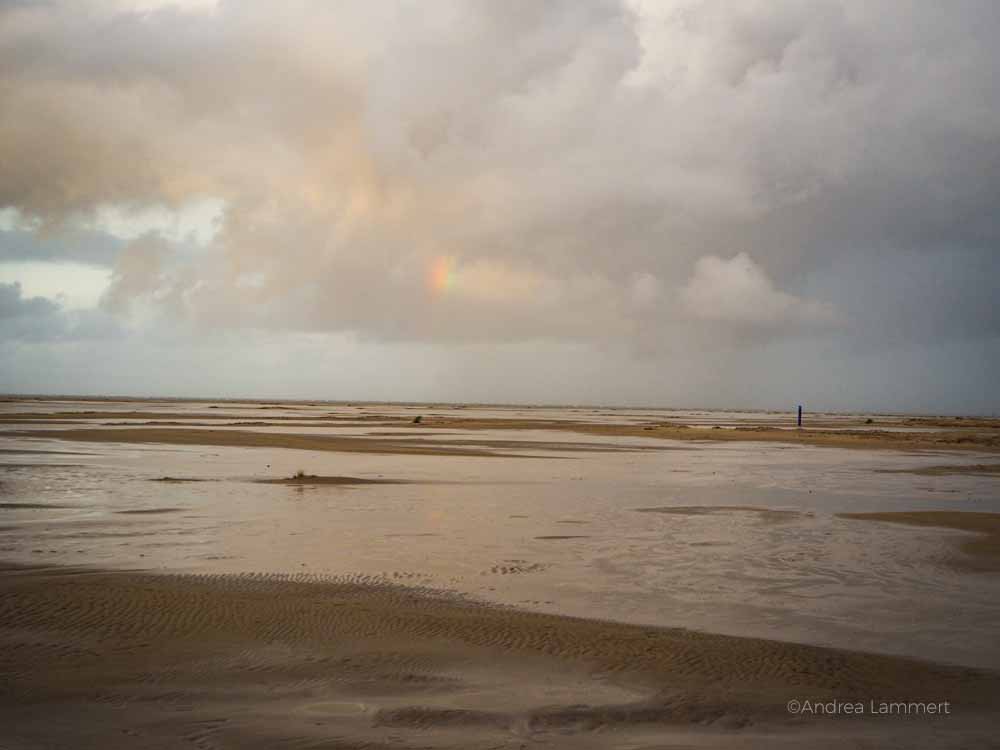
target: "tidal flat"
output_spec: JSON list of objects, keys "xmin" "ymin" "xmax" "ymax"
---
[{"xmin": 2, "ymin": 398, "xmax": 999, "ymax": 748}]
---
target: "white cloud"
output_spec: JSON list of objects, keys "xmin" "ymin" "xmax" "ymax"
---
[
  {"xmin": 680, "ymin": 252, "xmax": 839, "ymax": 329},
  {"xmin": 0, "ymin": 262, "xmax": 111, "ymax": 311},
  {"xmin": 91, "ymin": 198, "xmax": 224, "ymax": 246}
]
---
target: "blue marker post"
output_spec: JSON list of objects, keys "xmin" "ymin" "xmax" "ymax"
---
[{"xmin": 797, "ymin": 405, "xmax": 803, "ymax": 428}]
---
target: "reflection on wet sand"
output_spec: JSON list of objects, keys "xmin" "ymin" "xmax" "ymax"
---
[
  {"xmin": 839, "ymin": 511, "xmax": 1000, "ymax": 571},
  {"xmin": 874, "ymin": 463, "xmax": 1000, "ymax": 477},
  {"xmin": 2, "ymin": 398, "xmax": 1000, "ymax": 747},
  {"xmin": 3, "ymin": 400, "xmax": 1000, "ymax": 453},
  {"xmin": 1, "ymin": 426, "xmax": 680, "ymax": 457},
  {"xmin": 635, "ymin": 505, "xmax": 805, "ymax": 522}
]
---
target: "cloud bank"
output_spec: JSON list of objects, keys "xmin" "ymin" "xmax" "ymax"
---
[{"xmin": 0, "ymin": 0, "xmax": 998, "ymax": 411}]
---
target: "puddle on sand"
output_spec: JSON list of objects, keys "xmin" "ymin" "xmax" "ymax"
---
[{"xmin": 1, "ymin": 399, "xmax": 999, "ymax": 670}]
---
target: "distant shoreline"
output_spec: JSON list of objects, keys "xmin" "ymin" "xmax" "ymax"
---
[
  {"xmin": 4, "ymin": 416, "xmax": 999, "ymax": 454},
  {"xmin": 1, "ymin": 393, "xmax": 993, "ymax": 420}
]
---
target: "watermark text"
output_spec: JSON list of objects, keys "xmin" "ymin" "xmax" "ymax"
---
[{"xmin": 787, "ymin": 699, "xmax": 951, "ymax": 716}]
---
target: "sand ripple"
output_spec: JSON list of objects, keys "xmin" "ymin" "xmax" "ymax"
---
[{"xmin": 2, "ymin": 563, "xmax": 998, "ymax": 747}]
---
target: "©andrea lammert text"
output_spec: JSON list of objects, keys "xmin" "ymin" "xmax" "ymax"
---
[{"xmin": 786, "ymin": 700, "xmax": 952, "ymax": 716}]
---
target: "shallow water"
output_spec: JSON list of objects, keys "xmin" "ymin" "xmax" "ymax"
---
[{"xmin": 2, "ymin": 399, "xmax": 999, "ymax": 669}]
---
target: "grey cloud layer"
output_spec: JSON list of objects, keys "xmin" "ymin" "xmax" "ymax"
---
[
  {"xmin": 0, "ymin": 227, "xmax": 124, "ymax": 266},
  {"xmin": 0, "ymin": 281, "xmax": 120, "ymax": 341},
  {"xmin": 0, "ymin": 0, "xmax": 998, "ymax": 409}
]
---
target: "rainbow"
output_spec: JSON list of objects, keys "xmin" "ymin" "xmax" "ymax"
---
[{"xmin": 428, "ymin": 256, "xmax": 456, "ymax": 295}]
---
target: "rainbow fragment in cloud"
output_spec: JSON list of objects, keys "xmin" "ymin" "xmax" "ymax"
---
[{"xmin": 428, "ymin": 256, "xmax": 457, "ymax": 295}]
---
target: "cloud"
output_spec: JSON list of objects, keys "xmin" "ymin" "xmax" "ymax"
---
[
  {"xmin": 0, "ymin": 280, "xmax": 59, "ymax": 320},
  {"xmin": 0, "ymin": 0, "xmax": 997, "ymax": 410},
  {"xmin": 0, "ymin": 227, "xmax": 124, "ymax": 266},
  {"xmin": 680, "ymin": 252, "xmax": 839, "ymax": 329},
  {"xmin": 0, "ymin": 280, "xmax": 120, "ymax": 341},
  {"xmin": 101, "ymin": 233, "xmax": 168, "ymax": 314}
]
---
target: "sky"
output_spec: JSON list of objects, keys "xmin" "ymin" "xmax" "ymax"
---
[{"xmin": 1, "ymin": 0, "xmax": 998, "ymax": 414}]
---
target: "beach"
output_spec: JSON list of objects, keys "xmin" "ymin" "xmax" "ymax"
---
[
  {"xmin": 6, "ymin": 2, "xmax": 1000, "ymax": 745},
  {"xmin": 3, "ymin": 563, "xmax": 999, "ymax": 749},
  {"xmin": 2, "ymin": 397, "xmax": 1000, "ymax": 747}
]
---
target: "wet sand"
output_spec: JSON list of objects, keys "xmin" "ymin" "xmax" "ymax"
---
[
  {"xmin": 874, "ymin": 463, "xmax": 1000, "ymax": 477},
  {"xmin": 839, "ymin": 511, "xmax": 1000, "ymax": 571},
  {"xmin": 256, "ymin": 474, "xmax": 412, "ymax": 485},
  {"xmin": 0, "ymin": 427, "xmax": 674, "ymax": 458},
  {"xmin": 3, "ymin": 409, "xmax": 1000, "ymax": 453},
  {"xmin": 3, "ymin": 398, "xmax": 1000, "ymax": 747},
  {"xmin": 2, "ymin": 564, "xmax": 997, "ymax": 749},
  {"xmin": 407, "ymin": 415, "xmax": 1000, "ymax": 453},
  {"xmin": 0, "ymin": 427, "xmax": 525, "ymax": 457},
  {"xmin": 149, "ymin": 476, "xmax": 214, "ymax": 483},
  {"xmin": 635, "ymin": 505, "xmax": 805, "ymax": 523}
]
